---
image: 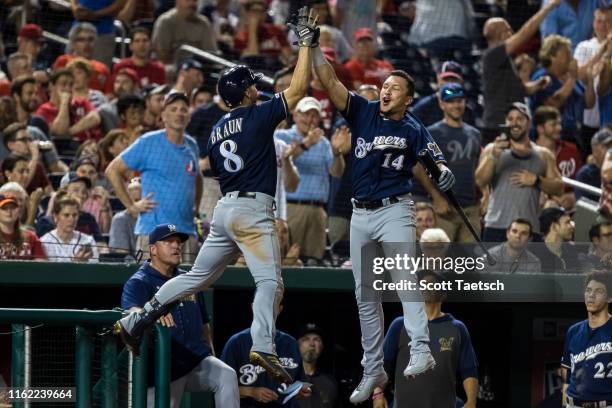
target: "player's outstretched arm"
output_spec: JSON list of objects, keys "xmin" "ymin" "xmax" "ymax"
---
[
  {"xmin": 283, "ymin": 46, "xmax": 312, "ymax": 110},
  {"xmin": 283, "ymin": 7, "xmax": 316, "ymax": 110},
  {"xmin": 312, "ymin": 46, "xmax": 349, "ymax": 112}
]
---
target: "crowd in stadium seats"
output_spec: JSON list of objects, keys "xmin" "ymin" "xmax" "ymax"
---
[{"xmin": 0, "ymin": 0, "xmax": 610, "ymax": 271}]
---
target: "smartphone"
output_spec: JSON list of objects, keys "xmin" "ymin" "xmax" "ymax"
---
[{"xmin": 498, "ymin": 125, "xmax": 511, "ymax": 141}]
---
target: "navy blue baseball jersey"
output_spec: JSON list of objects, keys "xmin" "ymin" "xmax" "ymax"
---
[
  {"xmin": 207, "ymin": 93, "xmax": 290, "ymax": 197},
  {"xmin": 221, "ymin": 328, "xmax": 301, "ymax": 408},
  {"xmin": 561, "ymin": 318, "xmax": 612, "ymax": 402},
  {"xmin": 341, "ymin": 92, "xmax": 446, "ymax": 201},
  {"xmin": 121, "ymin": 261, "xmax": 212, "ymax": 381},
  {"xmin": 383, "ymin": 314, "xmax": 478, "ymax": 408}
]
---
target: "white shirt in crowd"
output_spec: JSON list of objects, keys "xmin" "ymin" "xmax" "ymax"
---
[
  {"xmin": 574, "ymin": 36, "xmax": 603, "ymax": 128},
  {"xmin": 274, "ymin": 137, "xmax": 290, "ymax": 221},
  {"xmin": 40, "ymin": 229, "xmax": 99, "ymax": 263}
]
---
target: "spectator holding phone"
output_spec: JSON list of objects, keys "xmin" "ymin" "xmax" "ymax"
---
[
  {"xmin": 476, "ymin": 102, "xmax": 563, "ymax": 242},
  {"xmin": 40, "ymin": 195, "xmax": 99, "ymax": 262}
]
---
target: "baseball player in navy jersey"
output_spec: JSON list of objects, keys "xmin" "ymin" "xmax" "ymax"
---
[
  {"xmin": 312, "ymin": 45, "xmax": 456, "ymax": 403},
  {"xmin": 113, "ymin": 7, "xmax": 320, "ymax": 385},
  {"xmin": 562, "ymin": 270, "xmax": 612, "ymax": 408}
]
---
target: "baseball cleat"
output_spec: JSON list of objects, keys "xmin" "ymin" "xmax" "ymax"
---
[
  {"xmin": 113, "ymin": 320, "xmax": 142, "ymax": 356},
  {"xmin": 403, "ymin": 352, "xmax": 436, "ymax": 378},
  {"xmin": 349, "ymin": 371, "xmax": 388, "ymax": 404},
  {"xmin": 249, "ymin": 351, "xmax": 294, "ymax": 384}
]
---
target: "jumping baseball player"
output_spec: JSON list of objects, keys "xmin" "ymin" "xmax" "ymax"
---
[
  {"xmin": 311, "ymin": 44, "xmax": 456, "ymax": 403},
  {"xmin": 113, "ymin": 7, "xmax": 320, "ymax": 385},
  {"xmin": 561, "ymin": 270, "xmax": 612, "ymax": 408}
]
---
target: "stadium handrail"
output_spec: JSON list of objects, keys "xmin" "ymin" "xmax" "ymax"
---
[{"xmin": 562, "ymin": 177, "xmax": 602, "ymax": 198}]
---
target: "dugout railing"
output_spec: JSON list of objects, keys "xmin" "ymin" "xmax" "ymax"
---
[{"xmin": 0, "ymin": 308, "xmax": 171, "ymax": 408}]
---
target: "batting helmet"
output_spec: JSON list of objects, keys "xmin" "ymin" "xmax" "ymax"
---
[{"xmin": 218, "ymin": 65, "xmax": 264, "ymax": 108}]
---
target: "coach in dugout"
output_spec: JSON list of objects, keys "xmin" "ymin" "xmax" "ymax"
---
[
  {"xmin": 561, "ymin": 270, "xmax": 612, "ymax": 408},
  {"xmin": 121, "ymin": 223, "xmax": 239, "ymax": 407},
  {"xmin": 374, "ymin": 269, "xmax": 479, "ymax": 408}
]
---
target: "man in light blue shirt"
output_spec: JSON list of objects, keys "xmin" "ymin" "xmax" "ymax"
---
[
  {"xmin": 540, "ymin": 0, "xmax": 602, "ymax": 49},
  {"xmin": 106, "ymin": 91, "xmax": 203, "ymax": 263},
  {"xmin": 275, "ymin": 97, "xmax": 348, "ymax": 263}
]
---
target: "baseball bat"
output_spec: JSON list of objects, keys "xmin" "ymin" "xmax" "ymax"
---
[{"xmin": 417, "ymin": 150, "xmax": 497, "ymax": 265}]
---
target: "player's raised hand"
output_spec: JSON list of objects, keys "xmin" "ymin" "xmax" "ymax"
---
[{"xmin": 287, "ymin": 6, "xmax": 320, "ymax": 48}]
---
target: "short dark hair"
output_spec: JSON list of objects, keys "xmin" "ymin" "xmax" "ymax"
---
[
  {"xmin": 1, "ymin": 154, "xmax": 29, "ymax": 176},
  {"xmin": 508, "ymin": 218, "xmax": 533, "ymax": 235},
  {"xmin": 584, "ymin": 270, "xmax": 612, "ymax": 297},
  {"xmin": 117, "ymin": 94, "xmax": 145, "ymax": 117},
  {"xmin": 534, "ymin": 106, "xmax": 560, "ymax": 127},
  {"xmin": 2, "ymin": 122, "xmax": 27, "ymax": 148},
  {"xmin": 590, "ymin": 220, "xmax": 612, "ymax": 241},
  {"xmin": 10, "ymin": 75, "xmax": 36, "ymax": 97},
  {"xmin": 49, "ymin": 69, "xmax": 74, "ymax": 85},
  {"xmin": 389, "ymin": 70, "xmax": 415, "ymax": 97},
  {"xmin": 130, "ymin": 26, "xmax": 151, "ymax": 40}
]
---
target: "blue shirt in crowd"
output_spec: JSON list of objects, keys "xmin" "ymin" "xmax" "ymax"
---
[
  {"xmin": 121, "ymin": 261, "xmax": 212, "ymax": 381},
  {"xmin": 275, "ymin": 125, "xmax": 334, "ymax": 203},
  {"xmin": 76, "ymin": 0, "xmax": 115, "ymax": 35},
  {"xmin": 540, "ymin": 0, "xmax": 601, "ymax": 49},
  {"xmin": 529, "ymin": 68, "xmax": 585, "ymax": 133},
  {"xmin": 120, "ymin": 130, "xmax": 200, "ymax": 236}
]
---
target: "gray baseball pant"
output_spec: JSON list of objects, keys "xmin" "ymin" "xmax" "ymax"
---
[
  {"xmin": 146, "ymin": 355, "xmax": 239, "ymax": 408},
  {"xmin": 350, "ymin": 196, "xmax": 430, "ymax": 376},
  {"xmin": 153, "ymin": 192, "xmax": 283, "ymax": 355}
]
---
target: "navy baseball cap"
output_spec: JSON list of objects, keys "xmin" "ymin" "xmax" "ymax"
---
[
  {"xmin": 148, "ymin": 224, "xmax": 189, "ymax": 245},
  {"xmin": 296, "ymin": 322, "xmax": 325, "ymax": 340},
  {"xmin": 440, "ymin": 83, "xmax": 465, "ymax": 101},
  {"xmin": 60, "ymin": 171, "xmax": 92, "ymax": 189}
]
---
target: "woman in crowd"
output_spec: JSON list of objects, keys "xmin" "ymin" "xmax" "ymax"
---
[
  {"xmin": 0, "ymin": 194, "xmax": 46, "ymax": 260},
  {"xmin": 99, "ymin": 129, "xmax": 129, "ymax": 171},
  {"xmin": 0, "ymin": 182, "xmax": 44, "ymax": 229},
  {"xmin": 40, "ymin": 195, "xmax": 98, "ymax": 262}
]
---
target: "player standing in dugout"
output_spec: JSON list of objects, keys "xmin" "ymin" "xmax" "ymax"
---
[
  {"xmin": 310, "ymin": 27, "xmax": 456, "ymax": 403},
  {"xmin": 562, "ymin": 270, "xmax": 612, "ymax": 408},
  {"xmin": 112, "ymin": 6, "xmax": 320, "ymax": 388}
]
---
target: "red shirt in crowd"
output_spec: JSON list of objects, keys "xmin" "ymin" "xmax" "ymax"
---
[
  {"xmin": 113, "ymin": 58, "xmax": 166, "ymax": 88},
  {"xmin": 556, "ymin": 140, "xmax": 583, "ymax": 192},
  {"xmin": 0, "ymin": 80, "xmax": 10, "ymax": 96},
  {"xmin": 344, "ymin": 57, "xmax": 394, "ymax": 89},
  {"xmin": 0, "ymin": 229, "xmax": 47, "ymax": 260},
  {"xmin": 53, "ymin": 54, "xmax": 111, "ymax": 92},
  {"xmin": 36, "ymin": 98, "xmax": 102, "ymax": 141},
  {"xmin": 234, "ymin": 24, "xmax": 290, "ymax": 59}
]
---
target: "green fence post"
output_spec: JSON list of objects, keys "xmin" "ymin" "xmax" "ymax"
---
[
  {"xmin": 132, "ymin": 330, "xmax": 149, "ymax": 408},
  {"xmin": 154, "ymin": 324, "xmax": 170, "ymax": 408},
  {"xmin": 11, "ymin": 324, "xmax": 25, "ymax": 408},
  {"xmin": 101, "ymin": 334, "xmax": 118, "ymax": 408},
  {"xmin": 75, "ymin": 326, "xmax": 92, "ymax": 408}
]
